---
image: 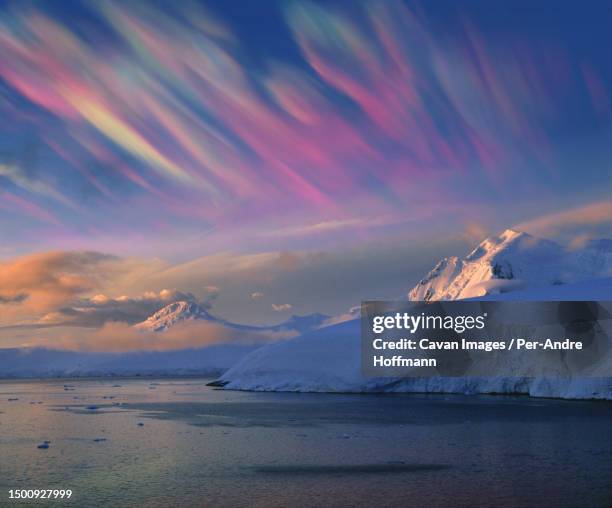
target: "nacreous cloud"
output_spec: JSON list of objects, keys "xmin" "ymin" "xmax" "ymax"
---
[{"xmin": 0, "ymin": 0, "xmax": 608, "ymax": 254}]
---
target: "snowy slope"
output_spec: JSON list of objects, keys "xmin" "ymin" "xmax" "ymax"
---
[
  {"xmin": 219, "ymin": 230, "xmax": 612, "ymax": 400},
  {"xmin": 134, "ymin": 301, "xmax": 219, "ymax": 332},
  {"xmin": 408, "ymin": 229, "xmax": 611, "ymax": 301},
  {"xmin": 219, "ymin": 278, "xmax": 612, "ymax": 399}
]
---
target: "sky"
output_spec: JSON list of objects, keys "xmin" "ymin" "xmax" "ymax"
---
[{"xmin": 0, "ymin": 0, "xmax": 611, "ymax": 349}]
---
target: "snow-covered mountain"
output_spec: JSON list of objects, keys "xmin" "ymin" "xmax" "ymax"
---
[
  {"xmin": 216, "ymin": 230, "xmax": 612, "ymax": 400},
  {"xmin": 133, "ymin": 300, "xmax": 330, "ymax": 335},
  {"xmin": 217, "ymin": 277, "xmax": 612, "ymax": 399},
  {"xmin": 408, "ymin": 229, "xmax": 611, "ymax": 301},
  {"xmin": 134, "ymin": 301, "xmax": 218, "ymax": 332}
]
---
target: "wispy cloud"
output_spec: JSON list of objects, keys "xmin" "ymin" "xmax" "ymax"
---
[
  {"xmin": 0, "ymin": 163, "xmax": 74, "ymax": 207},
  {"xmin": 272, "ymin": 303, "xmax": 293, "ymax": 312},
  {"xmin": 515, "ymin": 200, "xmax": 612, "ymax": 238}
]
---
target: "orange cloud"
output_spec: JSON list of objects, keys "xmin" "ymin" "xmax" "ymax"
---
[
  {"xmin": 0, "ymin": 251, "xmax": 119, "ymax": 322},
  {"xmin": 461, "ymin": 222, "xmax": 490, "ymax": 245},
  {"xmin": 515, "ymin": 200, "xmax": 612, "ymax": 236},
  {"xmin": 54, "ymin": 319, "xmax": 294, "ymax": 353}
]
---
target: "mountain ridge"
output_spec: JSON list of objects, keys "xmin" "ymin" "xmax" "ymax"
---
[
  {"xmin": 408, "ymin": 229, "xmax": 611, "ymax": 301},
  {"xmin": 133, "ymin": 300, "xmax": 330, "ymax": 335}
]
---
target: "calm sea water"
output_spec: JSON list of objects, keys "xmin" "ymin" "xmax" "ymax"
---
[{"xmin": 1, "ymin": 379, "xmax": 611, "ymax": 508}]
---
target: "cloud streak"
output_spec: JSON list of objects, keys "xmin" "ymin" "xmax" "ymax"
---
[{"xmin": 515, "ymin": 200, "xmax": 612, "ymax": 238}]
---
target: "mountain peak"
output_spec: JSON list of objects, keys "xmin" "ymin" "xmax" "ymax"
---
[
  {"xmin": 134, "ymin": 300, "xmax": 214, "ymax": 332},
  {"xmin": 465, "ymin": 229, "xmax": 536, "ymax": 263},
  {"xmin": 499, "ymin": 228, "xmax": 526, "ymax": 240},
  {"xmin": 409, "ymin": 229, "xmax": 611, "ymax": 301}
]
